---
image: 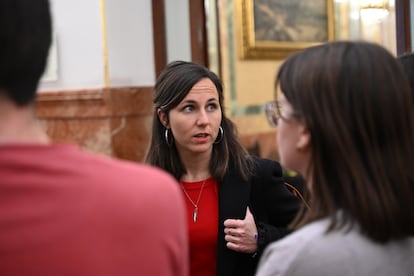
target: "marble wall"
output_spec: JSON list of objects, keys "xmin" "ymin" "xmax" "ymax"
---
[{"xmin": 36, "ymin": 87, "xmax": 154, "ymax": 163}]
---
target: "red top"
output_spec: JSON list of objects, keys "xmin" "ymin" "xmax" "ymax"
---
[{"xmin": 181, "ymin": 177, "xmax": 218, "ymax": 276}]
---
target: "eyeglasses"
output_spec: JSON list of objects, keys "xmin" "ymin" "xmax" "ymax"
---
[{"xmin": 264, "ymin": 100, "xmax": 287, "ymax": 127}]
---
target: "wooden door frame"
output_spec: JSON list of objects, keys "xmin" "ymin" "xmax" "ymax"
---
[
  {"xmin": 189, "ymin": 0, "xmax": 209, "ymax": 66},
  {"xmin": 152, "ymin": 0, "xmax": 209, "ymax": 76},
  {"xmin": 396, "ymin": 0, "xmax": 411, "ymax": 55},
  {"xmin": 152, "ymin": 0, "xmax": 220, "ymax": 77},
  {"xmin": 152, "ymin": 0, "xmax": 167, "ymax": 78}
]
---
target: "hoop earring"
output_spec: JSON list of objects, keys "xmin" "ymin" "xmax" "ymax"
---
[
  {"xmin": 214, "ymin": 126, "xmax": 224, "ymax": 144},
  {"xmin": 164, "ymin": 128, "xmax": 173, "ymax": 147}
]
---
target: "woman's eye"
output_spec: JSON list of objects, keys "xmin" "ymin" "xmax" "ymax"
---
[
  {"xmin": 207, "ymin": 103, "xmax": 217, "ymax": 111},
  {"xmin": 183, "ymin": 106, "xmax": 194, "ymax": 112}
]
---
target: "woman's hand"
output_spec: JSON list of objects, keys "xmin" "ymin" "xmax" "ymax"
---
[{"xmin": 224, "ymin": 207, "xmax": 258, "ymax": 254}]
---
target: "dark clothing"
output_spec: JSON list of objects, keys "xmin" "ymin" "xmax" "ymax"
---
[{"xmin": 216, "ymin": 157, "xmax": 300, "ymax": 276}]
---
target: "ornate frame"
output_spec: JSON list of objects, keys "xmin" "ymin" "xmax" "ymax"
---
[{"xmin": 238, "ymin": 0, "xmax": 335, "ymax": 60}]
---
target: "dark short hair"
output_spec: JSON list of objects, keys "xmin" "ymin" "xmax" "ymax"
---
[
  {"xmin": 145, "ymin": 61, "xmax": 253, "ymax": 181},
  {"xmin": 0, "ymin": 0, "xmax": 52, "ymax": 106},
  {"xmin": 277, "ymin": 41, "xmax": 414, "ymax": 243}
]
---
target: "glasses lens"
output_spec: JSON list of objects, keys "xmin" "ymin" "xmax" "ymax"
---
[{"xmin": 265, "ymin": 101, "xmax": 278, "ymax": 127}]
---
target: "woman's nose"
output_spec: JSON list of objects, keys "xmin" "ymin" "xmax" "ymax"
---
[{"xmin": 196, "ymin": 110, "xmax": 209, "ymax": 125}]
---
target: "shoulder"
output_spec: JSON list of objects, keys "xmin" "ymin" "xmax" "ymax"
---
[
  {"xmin": 248, "ymin": 157, "xmax": 285, "ymax": 194},
  {"xmin": 64, "ymin": 148, "xmax": 183, "ymax": 212},
  {"xmin": 99, "ymin": 158, "xmax": 181, "ymax": 204},
  {"xmin": 258, "ymin": 218, "xmax": 387, "ymax": 275},
  {"xmin": 251, "ymin": 156, "xmax": 281, "ymax": 167},
  {"xmin": 74, "ymin": 147, "xmax": 175, "ymax": 182},
  {"xmin": 79, "ymin": 155, "xmax": 189, "ymax": 276},
  {"xmin": 266, "ymin": 218, "xmax": 330, "ymax": 252},
  {"xmin": 251, "ymin": 156, "xmax": 283, "ymax": 176},
  {"xmin": 257, "ymin": 218, "xmax": 331, "ymax": 275}
]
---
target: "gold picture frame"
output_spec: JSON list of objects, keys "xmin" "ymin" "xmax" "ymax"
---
[{"xmin": 238, "ymin": 0, "xmax": 335, "ymax": 60}]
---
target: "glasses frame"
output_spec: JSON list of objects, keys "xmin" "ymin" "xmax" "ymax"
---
[{"xmin": 265, "ymin": 101, "xmax": 282, "ymax": 128}]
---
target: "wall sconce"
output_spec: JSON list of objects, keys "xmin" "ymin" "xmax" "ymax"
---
[{"xmin": 360, "ymin": 0, "xmax": 389, "ymax": 22}]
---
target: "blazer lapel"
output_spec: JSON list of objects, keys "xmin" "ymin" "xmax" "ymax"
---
[{"xmin": 216, "ymin": 169, "xmax": 251, "ymax": 275}]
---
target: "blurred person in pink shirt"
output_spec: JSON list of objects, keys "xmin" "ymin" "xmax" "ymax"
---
[{"xmin": 0, "ymin": 1, "xmax": 188, "ymax": 275}]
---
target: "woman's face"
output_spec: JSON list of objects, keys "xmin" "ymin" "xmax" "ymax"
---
[
  {"xmin": 164, "ymin": 78, "xmax": 222, "ymax": 157},
  {"xmin": 276, "ymin": 94, "xmax": 311, "ymax": 178}
]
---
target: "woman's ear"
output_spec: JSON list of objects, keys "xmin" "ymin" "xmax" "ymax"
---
[
  {"xmin": 296, "ymin": 123, "xmax": 311, "ymax": 152},
  {"xmin": 157, "ymin": 109, "xmax": 169, "ymax": 128}
]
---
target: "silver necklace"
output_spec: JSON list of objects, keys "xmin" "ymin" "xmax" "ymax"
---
[{"xmin": 180, "ymin": 180, "xmax": 206, "ymax": 223}]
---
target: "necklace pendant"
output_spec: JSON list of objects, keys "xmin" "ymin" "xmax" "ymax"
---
[{"xmin": 193, "ymin": 207, "xmax": 198, "ymax": 223}]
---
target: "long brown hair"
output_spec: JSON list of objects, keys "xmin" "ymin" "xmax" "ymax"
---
[{"xmin": 277, "ymin": 41, "xmax": 414, "ymax": 243}]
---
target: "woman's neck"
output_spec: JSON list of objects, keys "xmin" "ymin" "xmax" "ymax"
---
[{"xmin": 179, "ymin": 151, "xmax": 211, "ymax": 182}]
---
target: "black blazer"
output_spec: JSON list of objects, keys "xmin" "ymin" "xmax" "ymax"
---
[{"xmin": 216, "ymin": 157, "xmax": 300, "ymax": 276}]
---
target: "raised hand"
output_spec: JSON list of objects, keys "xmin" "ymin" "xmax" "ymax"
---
[{"xmin": 223, "ymin": 206, "xmax": 258, "ymax": 253}]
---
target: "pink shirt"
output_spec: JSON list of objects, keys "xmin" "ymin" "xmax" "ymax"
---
[{"xmin": 0, "ymin": 144, "xmax": 189, "ymax": 276}]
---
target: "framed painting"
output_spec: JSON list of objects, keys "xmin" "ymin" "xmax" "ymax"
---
[{"xmin": 237, "ymin": 0, "xmax": 335, "ymax": 59}]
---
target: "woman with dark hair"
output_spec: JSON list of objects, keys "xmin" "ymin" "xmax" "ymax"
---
[
  {"xmin": 257, "ymin": 41, "xmax": 414, "ymax": 275},
  {"xmin": 146, "ymin": 61, "xmax": 300, "ymax": 276}
]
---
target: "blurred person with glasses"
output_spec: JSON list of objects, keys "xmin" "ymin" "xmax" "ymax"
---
[
  {"xmin": 256, "ymin": 41, "xmax": 414, "ymax": 276},
  {"xmin": 264, "ymin": 101, "xmax": 306, "ymax": 202}
]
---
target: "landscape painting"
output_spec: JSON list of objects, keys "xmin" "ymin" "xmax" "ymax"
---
[{"xmin": 238, "ymin": 0, "xmax": 334, "ymax": 59}]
